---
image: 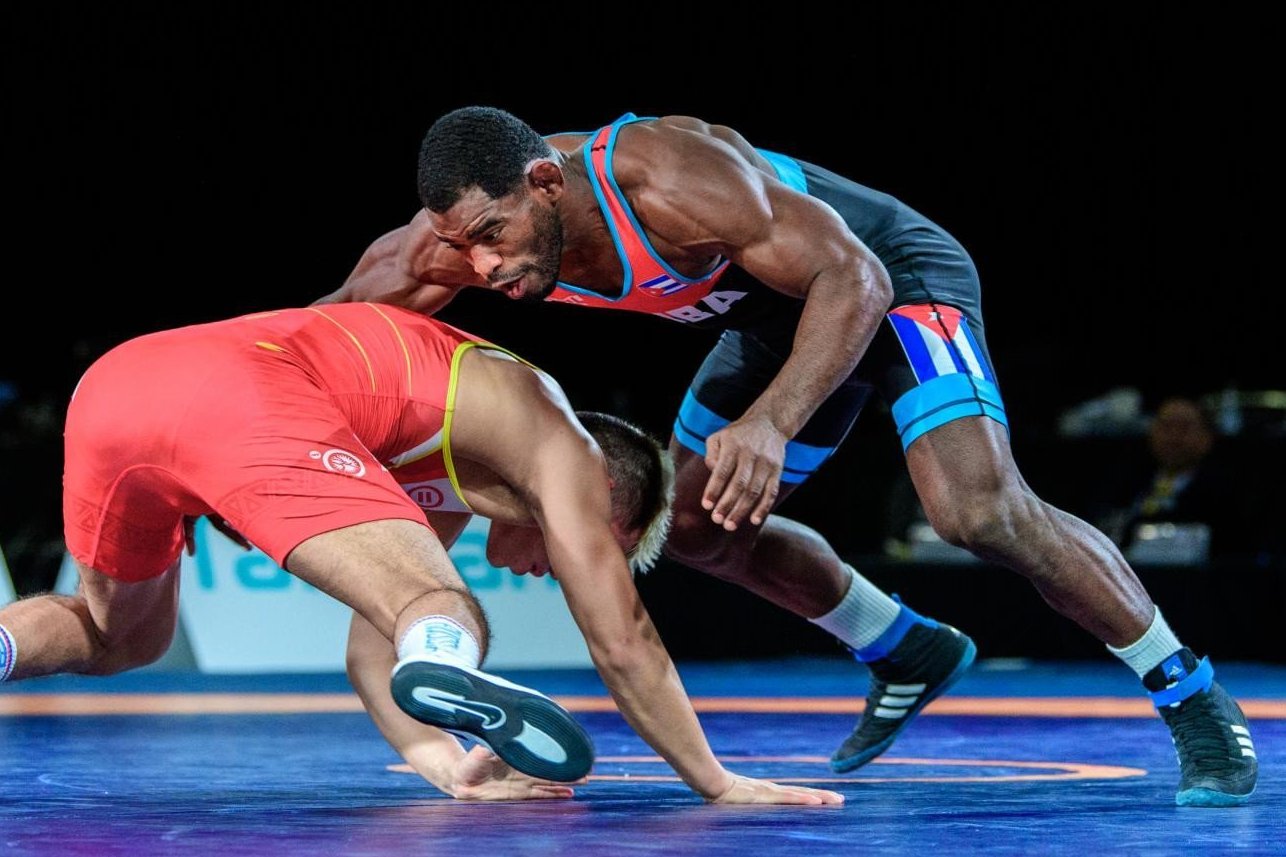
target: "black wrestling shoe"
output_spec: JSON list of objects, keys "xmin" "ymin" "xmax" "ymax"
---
[
  {"xmin": 1146, "ymin": 649, "xmax": 1257, "ymax": 807},
  {"xmin": 831, "ymin": 617, "xmax": 976, "ymax": 773},
  {"xmin": 391, "ymin": 657, "xmax": 595, "ymax": 783}
]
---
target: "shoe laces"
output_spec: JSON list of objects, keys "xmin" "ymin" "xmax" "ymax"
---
[{"xmin": 1166, "ymin": 692, "xmax": 1235, "ymax": 772}]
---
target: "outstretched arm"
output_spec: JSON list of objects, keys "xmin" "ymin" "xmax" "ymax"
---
[
  {"xmin": 312, "ymin": 212, "xmax": 469, "ymax": 315},
  {"xmin": 537, "ymin": 422, "xmax": 840, "ymax": 805},
  {"xmin": 451, "ymin": 352, "xmax": 842, "ymax": 805}
]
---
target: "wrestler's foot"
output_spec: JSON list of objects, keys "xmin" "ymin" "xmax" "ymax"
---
[
  {"xmin": 831, "ymin": 602, "xmax": 976, "ymax": 773},
  {"xmin": 391, "ymin": 657, "xmax": 595, "ymax": 782},
  {"xmin": 1146, "ymin": 649, "xmax": 1257, "ymax": 806}
]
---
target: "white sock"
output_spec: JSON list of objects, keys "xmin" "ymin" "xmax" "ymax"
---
[
  {"xmin": 1107, "ymin": 607, "xmax": 1184, "ymax": 678},
  {"xmin": 0, "ymin": 623, "xmax": 16, "ymax": 682},
  {"xmin": 397, "ymin": 615, "xmax": 481, "ymax": 671},
  {"xmin": 809, "ymin": 564, "xmax": 902, "ymax": 651}
]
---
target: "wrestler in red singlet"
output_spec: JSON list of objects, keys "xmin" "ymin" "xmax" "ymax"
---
[{"xmin": 63, "ymin": 302, "xmax": 506, "ymax": 581}]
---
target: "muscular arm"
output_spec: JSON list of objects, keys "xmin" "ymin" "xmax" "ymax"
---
[
  {"xmin": 731, "ymin": 196, "xmax": 890, "ymax": 436},
  {"xmin": 450, "ymin": 354, "xmax": 732, "ymax": 799},
  {"xmin": 623, "ymin": 120, "xmax": 894, "ymax": 526},
  {"xmin": 539, "ymin": 483, "xmax": 733, "ymax": 798},
  {"xmin": 312, "ymin": 211, "xmax": 473, "ymax": 315}
]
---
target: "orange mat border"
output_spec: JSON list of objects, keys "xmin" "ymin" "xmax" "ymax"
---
[{"xmin": 1, "ymin": 694, "xmax": 1283, "ymax": 718}]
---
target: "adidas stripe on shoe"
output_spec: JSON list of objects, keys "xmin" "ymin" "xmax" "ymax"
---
[{"xmin": 1146, "ymin": 650, "xmax": 1257, "ymax": 807}]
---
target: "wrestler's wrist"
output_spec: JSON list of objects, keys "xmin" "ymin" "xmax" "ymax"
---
[
  {"xmin": 694, "ymin": 765, "xmax": 737, "ymax": 801},
  {"xmin": 743, "ymin": 402, "xmax": 800, "ymax": 439}
]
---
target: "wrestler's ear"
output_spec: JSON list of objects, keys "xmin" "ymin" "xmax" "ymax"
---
[{"xmin": 526, "ymin": 159, "xmax": 565, "ymax": 199}]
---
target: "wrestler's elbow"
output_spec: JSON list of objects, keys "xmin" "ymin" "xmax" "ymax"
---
[
  {"xmin": 856, "ymin": 253, "xmax": 893, "ymax": 307},
  {"xmin": 588, "ymin": 635, "xmax": 654, "ymax": 679}
]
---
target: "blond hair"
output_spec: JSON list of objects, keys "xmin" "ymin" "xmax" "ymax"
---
[{"xmin": 576, "ymin": 411, "xmax": 675, "ymax": 574}]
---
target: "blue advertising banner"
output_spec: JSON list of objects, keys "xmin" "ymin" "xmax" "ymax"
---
[{"xmin": 170, "ymin": 517, "xmax": 592, "ymax": 673}]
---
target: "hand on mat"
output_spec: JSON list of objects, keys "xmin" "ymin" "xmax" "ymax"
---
[
  {"xmin": 450, "ymin": 745, "xmax": 585, "ymax": 801},
  {"xmin": 709, "ymin": 773, "xmax": 844, "ymax": 806}
]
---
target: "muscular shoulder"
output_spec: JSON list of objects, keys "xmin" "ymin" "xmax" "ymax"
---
[
  {"xmin": 612, "ymin": 116, "xmax": 767, "ymax": 188},
  {"xmin": 610, "ymin": 116, "xmax": 778, "ymax": 250},
  {"xmin": 451, "ymin": 349, "xmax": 587, "ymax": 459}
]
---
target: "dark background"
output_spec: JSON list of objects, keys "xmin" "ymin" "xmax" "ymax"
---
[{"xmin": 4, "ymin": 7, "xmax": 1281, "ymax": 659}]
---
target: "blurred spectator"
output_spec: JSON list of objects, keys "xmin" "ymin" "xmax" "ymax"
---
[{"xmin": 1098, "ymin": 395, "xmax": 1261, "ymax": 563}]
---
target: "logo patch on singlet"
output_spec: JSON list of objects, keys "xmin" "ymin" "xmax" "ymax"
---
[
  {"xmin": 318, "ymin": 448, "xmax": 367, "ymax": 477},
  {"xmin": 402, "ymin": 481, "xmax": 447, "ymax": 510}
]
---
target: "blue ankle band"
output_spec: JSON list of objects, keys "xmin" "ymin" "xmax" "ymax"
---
[
  {"xmin": 852, "ymin": 596, "xmax": 938, "ymax": 663},
  {"xmin": 1149, "ymin": 657, "xmax": 1214, "ymax": 708}
]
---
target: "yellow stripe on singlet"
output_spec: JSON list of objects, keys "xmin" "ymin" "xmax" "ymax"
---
[
  {"xmin": 441, "ymin": 340, "xmax": 540, "ymax": 511},
  {"xmin": 306, "ymin": 306, "xmax": 377, "ymax": 393},
  {"xmin": 367, "ymin": 303, "xmax": 413, "ymax": 391}
]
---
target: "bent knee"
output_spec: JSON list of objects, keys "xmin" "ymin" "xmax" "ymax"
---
[{"xmin": 923, "ymin": 488, "xmax": 1040, "ymax": 551}]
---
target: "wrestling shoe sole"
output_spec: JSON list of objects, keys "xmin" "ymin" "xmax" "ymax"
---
[
  {"xmin": 391, "ymin": 657, "xmax": 595, "ymax": 782},
  {"xmin": 1176, "ymin": 785, "xmax": 1256, "ymax": 807}
]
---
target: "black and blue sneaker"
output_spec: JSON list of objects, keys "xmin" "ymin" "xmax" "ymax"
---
[
  {"xmin": 391, "ymin": 657, "xmax": 595, "ymax": 783},
  {"xmin": 1145, "ymin": 648, "xmax": 1257, "ymax": 807},
  {"xmin": 831, "ymin": 598, "xmax": 976, "ymax": 773}
]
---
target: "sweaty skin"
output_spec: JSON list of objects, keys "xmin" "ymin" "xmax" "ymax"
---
[{"xmin": 316, "ymin": 114, "xmax": 1153, "ymax": 649}]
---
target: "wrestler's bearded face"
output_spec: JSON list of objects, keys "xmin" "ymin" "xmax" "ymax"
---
[
  {"xmin": 431, "ymin": 186, "xmax": 564, "ymax": 304},
  {"xmin": 492, "ymin": 200, "xmax": 562, "ymax": 304}
]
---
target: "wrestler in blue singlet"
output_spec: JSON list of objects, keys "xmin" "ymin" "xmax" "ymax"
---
[{"xmin": 545, "ymin": 113, "xmax": 1007, "ymax": 483}]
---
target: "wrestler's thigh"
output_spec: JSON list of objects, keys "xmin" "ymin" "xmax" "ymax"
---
[
  {"xmin": 283, "ymin": 519, "xmax": 464, "ymax": 631},
  {"xmin": 904, "ymin": 416, "xmax": 1023, "ymax": 514}
]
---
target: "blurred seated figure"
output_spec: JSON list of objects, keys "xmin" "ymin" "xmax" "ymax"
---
[{"xmin": 1099, "ymin": 396, "xmax": 1257, "ymax": 564}]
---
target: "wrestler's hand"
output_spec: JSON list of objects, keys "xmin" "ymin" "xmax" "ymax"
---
[
  {"xmin": 702, "ymin": 415, "xmax": 786, "ymax": 530},
  {"xmin": 449, "ymin": 745, "xmax": 584, "ymax": 801},
  {"xmin": 182, "ymin": 515, "xmax": 253, "ymax": 556},
  {"xmin": 709, "ymin": 774, "xmax": 843, "ymax": 806}
]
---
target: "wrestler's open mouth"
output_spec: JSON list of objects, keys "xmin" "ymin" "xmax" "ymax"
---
[{"xmin": 498, "ymin": 276, "xmax": 525, "ymax": 298}]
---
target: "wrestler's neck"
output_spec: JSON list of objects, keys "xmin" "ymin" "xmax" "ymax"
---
[{"xmin": 550, "ymin": 155, "xmax": 624, "ymax": 293}]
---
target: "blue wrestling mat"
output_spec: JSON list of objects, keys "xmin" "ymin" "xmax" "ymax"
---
[{"xmin": 2, "ymin": 657, "xmax": 1282, "ymax": 855}]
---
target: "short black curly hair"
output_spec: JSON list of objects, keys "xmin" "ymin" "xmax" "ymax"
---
[{"xmin": 417, "ymin": 106, "xmax": 553, "ymax": 213}]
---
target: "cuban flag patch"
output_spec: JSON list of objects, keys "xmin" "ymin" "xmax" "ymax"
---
[
  {"xmin": 888, "ymin": 304, "xmax": 995, "ymax": 384},
  {"xmin": 639, "ymin": 273, "xmax": 690, "ymax": 297}
]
